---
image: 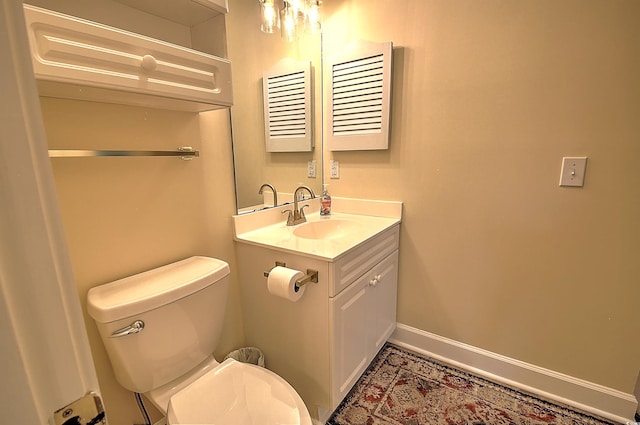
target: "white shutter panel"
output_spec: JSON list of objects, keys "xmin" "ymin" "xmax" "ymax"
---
[
  {"xmin": 327, "ymin": 40, "xmax": 393, "ymax": 151},
  {"xmin": 262, "ymin": 59, "xmax": 313, "ymax": 152}
]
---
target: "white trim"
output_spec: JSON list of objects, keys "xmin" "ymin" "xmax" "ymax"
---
[{"xmin": 390, "ymin": 323, "xmax": 637, "ymax": 424}]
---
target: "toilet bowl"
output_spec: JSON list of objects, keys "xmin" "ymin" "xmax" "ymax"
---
[
  {"xmin": 166, "ymin": 358, "xmax": 311, "ymax": 425},
  {"xmin": 87, "ymin": 256, "xmax": 311, "ymax": 425}
]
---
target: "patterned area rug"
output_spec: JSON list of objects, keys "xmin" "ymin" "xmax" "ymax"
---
[{"xmin": 327, "ymin": 344, "xmax": 615, "ymax": 425}]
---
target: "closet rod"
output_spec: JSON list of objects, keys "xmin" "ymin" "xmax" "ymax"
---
[{"xmin": 48, "ymin": 147, "xmax": 199, "ymax": 159}]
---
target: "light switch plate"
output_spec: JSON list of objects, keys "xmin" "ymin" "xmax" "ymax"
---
[{"xmin": 559, "ymin": 157, "xmax": 587, "ymax": 187}]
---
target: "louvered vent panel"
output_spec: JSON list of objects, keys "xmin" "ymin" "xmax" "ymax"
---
[
  {"xmin": 327, "ymin": 40, "xmax": 392, "ymax": 151},
  {"xmin": 332, "ymin": 54, "xmax": 384, "ymax": 136},
  {"xmin": 262, "ymin": 59, "xmax": 312, "ymax": 152},
  {"xmin": 266, "ymin": 71, "xmax": 307, "ymax": 138}
]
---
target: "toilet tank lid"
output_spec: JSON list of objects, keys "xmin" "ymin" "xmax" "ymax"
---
[{"xmin": 87, "ymin": 256, "xmax": 229, "ymax": 323}]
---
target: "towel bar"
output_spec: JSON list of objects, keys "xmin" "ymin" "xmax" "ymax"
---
[{"xmin": 48, "ymin": 146, "xmax": 199, "ymax": 160}]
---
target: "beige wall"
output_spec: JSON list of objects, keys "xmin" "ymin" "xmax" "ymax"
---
[
  {"xmin": 35, "ymin": 2, "xmax": 640, "ymax": 422},
  {"xmin": 40, "ymin": 99, "xmax": 244, "ymax": 424},
  {"xmin": 322, "ymin": 0, "xmax": 640, "ymax": 393}
]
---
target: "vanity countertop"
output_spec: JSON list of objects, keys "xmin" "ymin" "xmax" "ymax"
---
[{"xmin": 233, "ymin": 198, "xmax": 402, "ymax": 261}]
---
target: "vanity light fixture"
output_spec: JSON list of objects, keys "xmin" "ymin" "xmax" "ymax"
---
[{"xmin": 259, "ymin": 0, "xmax": 322, "ymax": 41}]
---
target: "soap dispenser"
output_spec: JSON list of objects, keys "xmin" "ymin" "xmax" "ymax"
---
[{"xmin": 320, "ymin": 184, "xmax": 332, "ymax": 216}]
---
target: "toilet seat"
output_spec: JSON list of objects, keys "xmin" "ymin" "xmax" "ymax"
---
[{"xmin": 167, "ymin": 358, "xmax": 312, "ymax": 425}]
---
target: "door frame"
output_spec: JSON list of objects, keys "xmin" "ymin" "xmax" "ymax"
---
[{"xmin": 0, "ymin": 1, "xmax": 101, "ymax": 424}]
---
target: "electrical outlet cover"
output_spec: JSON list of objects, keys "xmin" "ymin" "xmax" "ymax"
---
[
  {"xmin": 330, "ymin": 160, "xmax": 340, "ymax": 179},
  {"xmin": 307, "ymin": 160, "xmax": 316, "ymax": 178}
]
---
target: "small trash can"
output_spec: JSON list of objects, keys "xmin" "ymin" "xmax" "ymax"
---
[{"xmin": 224, "ymin": 347, "xmax": 265, "ymax": 367}]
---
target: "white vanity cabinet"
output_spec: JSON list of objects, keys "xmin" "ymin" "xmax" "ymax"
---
[
  {"xmin": 235, "ymin": 216, "xmax": 400, "ymax": 420},
  {"xmin": 23, "ymin": 2, "xmax": 232, "ymax": 112},
  {"xmin": 330, "ymin": 249, "xmax": 398, "ymax": 404}
]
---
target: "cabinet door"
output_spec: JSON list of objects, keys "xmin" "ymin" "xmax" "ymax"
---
[
  {"xmin": 368, "ymin": 250, "xmax": 399, "ymax": 358},
  {"xmin": 330, "ymin": 274, "xmax": 370, "ymax": 406}
]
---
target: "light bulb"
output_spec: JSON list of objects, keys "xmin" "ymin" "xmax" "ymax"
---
[
  {"xmin": 289, "ymin": 0, "xmax": 304, "ymax": 15},
  {"xmin": 306, "ymin": 0, "xmax": 321, "ymax": 33},
  {"xmin": 280, "ymin": 2, "xmax": 298, "ymax": 42},
  {"xmin": 260, "ymin": 0, "xmax": 279, "ymax": 33}
]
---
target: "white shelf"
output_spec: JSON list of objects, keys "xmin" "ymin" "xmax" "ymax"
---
[{"xmin": 23, "ymin": 2, "xmax": 232, "ymax": 112}]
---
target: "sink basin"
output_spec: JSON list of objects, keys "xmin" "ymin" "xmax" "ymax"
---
[{"xmin": 293, "ymin": 219, "xmax": 360, "ymax": 240}]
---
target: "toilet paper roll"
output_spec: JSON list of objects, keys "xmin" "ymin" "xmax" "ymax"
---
[{"xmin": 267, "ymin": 266, "xmax": 306, "ymax": 302}]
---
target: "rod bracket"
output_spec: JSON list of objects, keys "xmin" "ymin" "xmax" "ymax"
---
[
  {"xmin": 263, "ymin": 261, "xmax": 286, "ymax": 278},
  {"xmin": 294, "ymin": 269, "xmax": 318, "ymax": 290}
]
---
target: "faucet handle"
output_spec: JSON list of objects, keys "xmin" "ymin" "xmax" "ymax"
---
[
  {"xmin": 299, "ymin": 204, "xmax": 309, "ymax": 220},
  {"xmin": 281, "ymin": 209, "xmax": 295, "ymax": 226}
]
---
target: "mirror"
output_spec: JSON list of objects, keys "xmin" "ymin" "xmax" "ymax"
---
[{"xmin": 227, "ymin": 0, "xmax": 323, "ymax": 214}]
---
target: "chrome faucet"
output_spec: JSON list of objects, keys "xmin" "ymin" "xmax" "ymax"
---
[
  {"xmin": 258, "ymin": 183, "xmax": 278, "ymax": 207},
  {"xmin": 283, "ymin": 185, "xmax": 316, "ymax": 226}
]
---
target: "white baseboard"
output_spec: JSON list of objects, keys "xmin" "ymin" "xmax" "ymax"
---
[{"xmin": 389, "ymin": 323, "xmax": 637, "ymax": 424}]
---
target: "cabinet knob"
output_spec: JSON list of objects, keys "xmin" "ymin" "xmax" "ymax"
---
[
  {"xmin": 141, "ymin": 54, "xmax": 157, "ymax": 72},
  {"xmin": 369, "ymin": 278, "xmax": 378, "ymax": 287}
]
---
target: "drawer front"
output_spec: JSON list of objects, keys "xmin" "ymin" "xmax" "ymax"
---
[
  {"xmin": 329, "ymin": 224, "xmax": 399, "ymax": 297},
  {"xmin": 24, "ymin": 5, "xmax": 232, "ymax": 107}
]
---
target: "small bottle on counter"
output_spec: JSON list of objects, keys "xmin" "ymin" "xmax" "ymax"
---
[{"xmin": 320, "ymin": 184, "xmax": 332, "ymax": 216}]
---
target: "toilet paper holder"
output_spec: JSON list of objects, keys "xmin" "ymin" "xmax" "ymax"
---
[{"xmin": 263, "ymin": 262, "xmax": 318, "ymax": 290}]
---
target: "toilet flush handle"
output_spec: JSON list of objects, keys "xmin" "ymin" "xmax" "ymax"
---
[{"xmin": 110, "ymin": 320, "xmax": 145, "ymax": 338}]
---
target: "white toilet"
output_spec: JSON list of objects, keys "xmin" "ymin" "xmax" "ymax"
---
[{"xmin": 87, "ymin": 256, "xmax": 312, "ymax": 425}]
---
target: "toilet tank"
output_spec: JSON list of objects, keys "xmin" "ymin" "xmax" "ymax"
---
[{"xmin": 87, "ymin": 256, "xmax": 230, "ymax": 393}]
